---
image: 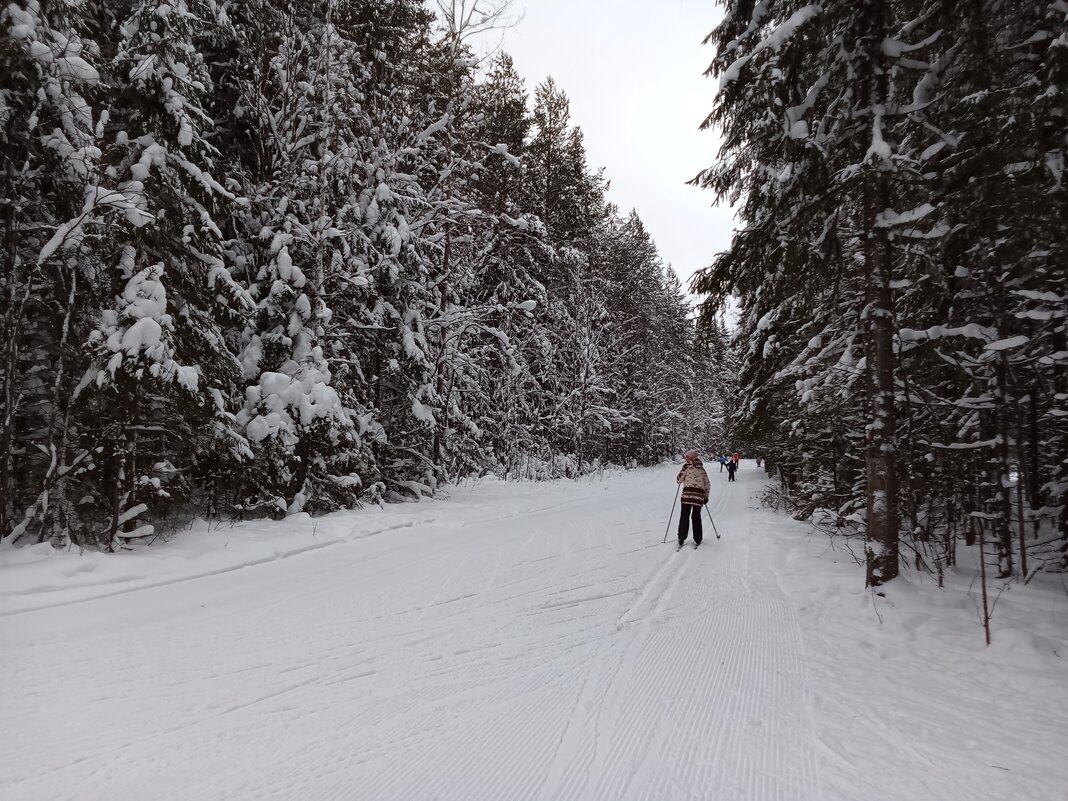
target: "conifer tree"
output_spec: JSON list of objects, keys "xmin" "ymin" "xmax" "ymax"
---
[
  {"xmin": 216, "ymin": 3, "xmax": 374, "ymax": 514},
  {"xmin": 79, "ymin": 0, "xmax": 251, "ymax": 545},
  {"xmin": 1, "ymin": 0, "xmax": 110, "ymax": 542},
  {"xmin": 696, "ymin": 0, "xmax": 1068, "ymax": 583}
]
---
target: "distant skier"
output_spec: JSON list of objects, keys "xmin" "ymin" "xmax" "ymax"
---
[
  {"xmin": 718, "ymin": 455, "xmax": 726, "ymax": 472},
  {"xmin": 676, "ymin": 450, "xmax": 711, "ymax": 549},
  {"xmin": 726, "ymin": 459, "xmax": 738, "ymax": 482}
]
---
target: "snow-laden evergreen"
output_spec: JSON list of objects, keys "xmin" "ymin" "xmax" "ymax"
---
[
  {"xmin": 1, "ymin": 0, "xmax": 728, "ymax": 547},
  {"xmin": 693, "ymin": 0, "xmax": 1068, "ymax": 580}
]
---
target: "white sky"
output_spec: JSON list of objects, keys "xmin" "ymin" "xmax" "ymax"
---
[{"xmin": 492, "ymin": 0, "xmax": 734, "ymax": 301}]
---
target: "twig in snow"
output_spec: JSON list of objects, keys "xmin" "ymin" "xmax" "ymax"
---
[{"xmin": 869, "ymin": 587, "xmax": 884, "ymax": 624}]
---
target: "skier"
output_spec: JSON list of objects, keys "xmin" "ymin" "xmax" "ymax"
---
[
  {"xmin": 726, "ymin": 459, "xmax": 738, "ymax": 482},
  {"xmin": 676, "ymin": 449, "xmax": 710, "ymax": 549},
  {"xmin": 718, "ymin": 454, "xmax": 726, "ymax": 472}
]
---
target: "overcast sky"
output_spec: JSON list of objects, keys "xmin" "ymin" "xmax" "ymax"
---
[{"xmin": 491, "ymin": 0, "xmax": 734, "ymax": 300}]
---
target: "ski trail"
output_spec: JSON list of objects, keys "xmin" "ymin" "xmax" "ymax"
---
[
  {"xmin": 536, "ymin": 542, "xmax": 697, "ymax": 801},
  {"xmin": 528, "ymin": 466, "xmax": 825, "ymax": 801},
  {"xmin": 510, "ymin": 468, "xmax": 807, "ymax": 801},
  {"xmin": 4, "ymin": 461, "xmax": 1065, "ymax": 801},
  {"xmin": 677, "ymin": 474, "xmax": 821, "ymax": 801},
  {"xmin": 0, "ymin": 463, "xmax": 823, "ymax": 801}
]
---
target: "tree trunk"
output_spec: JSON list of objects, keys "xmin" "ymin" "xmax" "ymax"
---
[
  {"xmin": 0, "ymin": 159, "xmax": 20, "ymax": 538},
  {"xmin": 992, "ymin": 355, "xmax": 1013, "ymax": 578},
  {"xmin": 433, "ymin": 241, "xmax": 449, "ymax": 468},
  {"xmin": 863, "ymin": 202, "xmax": 901, "ymax": 587},
  {"xmin": 857, "ymin": 0, "xmax": 900, "ymax": 588},
  {"xmin": 1025, "ymin": 388, "xmax": 1040, "ymax": 510},
  {"xmin": 978, "ymin": 520, "xmax": 991, "ymax": 646}
]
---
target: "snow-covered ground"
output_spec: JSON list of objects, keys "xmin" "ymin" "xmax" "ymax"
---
[{"xmin": 1, "ymin": 461, "xmax": 1065, "ymax": 801}]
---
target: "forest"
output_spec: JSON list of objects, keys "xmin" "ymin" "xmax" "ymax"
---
[
  {"xmin": 2, "ymin": 0, "xmax": 1066, "ymax": 595},
  {"xmin": 691, "ymin": 0, "xmax": 1068, "ymax": 586},
  {"xmin": 0, "ymin": 0, "xmax": 730, "ymax": 549}
]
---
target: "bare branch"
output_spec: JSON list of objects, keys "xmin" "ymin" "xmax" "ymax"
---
[{"xmin": 435, "ymin": 0, "xmax": 524, "ymax": 58}]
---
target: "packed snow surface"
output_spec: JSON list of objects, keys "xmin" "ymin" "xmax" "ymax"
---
[{"xmin": 2, "ymin": 462, "xmax": 1065, "ymax": 801}]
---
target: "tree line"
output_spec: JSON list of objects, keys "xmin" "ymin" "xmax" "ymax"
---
[
  {"xmin": 694, "ymin": 0, "xmax": 1067, "ymax": 586},
  {"xmin": 1, "ymin": 0, "xmax": 730, "ymax": 549}
]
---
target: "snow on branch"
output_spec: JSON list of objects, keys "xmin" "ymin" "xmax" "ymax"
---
[
  {"xmin": 875, "ymin": 203, "xmax": 936, "ymax": 228},
  {"xmin": 984, "ymin": 335, "xmax": 1029, "ymax": 352},
  {"xmin": 898, "ymin": 323, "xmax": 998, "ymax": 343},
  {"xmin": 38, "ymin": 185, "xmax": 154, "ymax": 263},
  {"xmin": 719, "ymin": 5, "xmax": 824, "ymax": 90},
  {"xmin": 865, "ymin": 106, "xmax": 892, "ymax": 163},
  {"xmin": 417, "ymin": 114, "xmax": 450, "ymax": 143}
]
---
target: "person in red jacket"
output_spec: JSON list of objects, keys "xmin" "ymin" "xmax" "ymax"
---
[{"xmin": 676, "ymin": 450, "xmax": 711, "ymax": 549}]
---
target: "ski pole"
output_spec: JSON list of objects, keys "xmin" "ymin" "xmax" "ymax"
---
[
  {"xmin": 662, "ymin": 485, "xmax": 680, "ymax": 543},
  {"xmin": 705, "ymin": 503, "xmax": 720, "ymax": 539}
]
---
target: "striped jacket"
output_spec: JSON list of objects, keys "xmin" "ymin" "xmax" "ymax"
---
[{"xmin": 676, "ymin": 460, "xmax": 711, "ymax": 505}]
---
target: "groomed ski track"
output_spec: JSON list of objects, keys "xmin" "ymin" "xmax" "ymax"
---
[{"xmin": 2, "ymin": 462, "xmax": 1064, "ymax": 801}]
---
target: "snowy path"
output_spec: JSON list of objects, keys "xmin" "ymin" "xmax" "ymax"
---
[{"xmin": 2, "ymin": 462, "xmax": 1066, "ymax": 801}]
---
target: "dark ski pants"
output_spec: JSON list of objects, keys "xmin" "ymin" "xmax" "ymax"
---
[{"xmin": 678, "ymin": 503, "xmax": 703, "ymax": 545}]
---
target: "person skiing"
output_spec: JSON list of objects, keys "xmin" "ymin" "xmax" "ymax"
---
[
  {"xmin": 718, "ymin": 454, "xmax": 726, "ymax": 472},
  {"xmin": 676, "ymin": 449, "xmax": 710, "ymax": 549},
  {"xmin": 726, "ymin": 459, "xmax": 738, "ymax": 482}
]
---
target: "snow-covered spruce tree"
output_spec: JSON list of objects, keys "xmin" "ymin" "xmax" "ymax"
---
[
  {"xmin": 521, "ymin": 79, "xmax": 626, "ymax": 473},
  {"xmin": 693, "ymin": 2, "xmax": 869, "ymax": 533},
  {"xmin": 207, "ymin": 1, "xmax": 376, "ymax": 516},
  {"xmin": 690, "ymin": 309, "xmax": 736, "ymax": 457},
  {"xmin": 320, "ymin": 0, "xmax": 468, "ymax": 499},
  {"xmin": 898, "ymin": 0, "xmax": 1068, "ymax": 576},
  {"xmin": 0, "ymin": 0, "xmax": 117, "ymax": 543},
  {"xmin": 525, "ymin": 81, "xmax": 607, "ymax": 261},
  {"xmin": 73, "ymin": 0, "xmax": 251, "ymax": 547},
  {"xmin": 559, "ymin": 258, "xmax": 630, "ymax": 473},
  {"xmin": 466, "ymin": 53, "xmax": 553, "ymax": 478},
  {"xmin": 406, "ymin": 5, "xmax": 551, "ymax": 483},
  {"xmin": 599, "ymin": 212, "xmax": 692, "ymax": 465},
  {"xmin": 695, "ymin": 0, "xmax": 957, "ymax": 586}
]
